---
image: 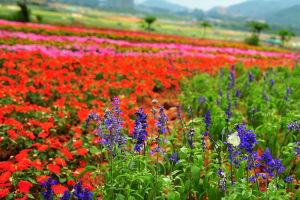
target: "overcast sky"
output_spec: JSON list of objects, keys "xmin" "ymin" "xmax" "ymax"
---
[{"xmin": 135, "ymin": 0, "xmax": 248, "ymax": 10}]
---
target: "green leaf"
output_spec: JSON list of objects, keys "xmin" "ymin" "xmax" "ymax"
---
[{"xmin": 191, "ymin": 166, "xmax": 200, "ymax": 185}]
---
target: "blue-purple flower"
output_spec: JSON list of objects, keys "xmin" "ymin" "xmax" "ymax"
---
[
  {"xmin": 60, "ymin": 190, "xmax": 71, "ymax": 200},
  {"xmin": 284, "ymin": 176, "xmax": 294, "ymax": 183},
  {"xmin": 235, "ymin": 88, "xmax": 240, "ymax": 98},
  {"xmin": 132, "ymin": 108, "xmax": 149, "ymax": 152},
  {"xmin": 169, "ymin": 152, "xmax": 179, "ymax": 163},
  {"xmin": 203, "ymin": 109, "xmax": 212, "ymax": 136},
  {"xmin": 228, "ymin": 71, "xmax": 235, "ymax": 90},
  {"xmin": 41, "ymin": 178, "xmax": 57, "ymax": 200},
  {"xmin": 248, "ymin": 73, "xmax": 254, "ymax": 82},
  {"xmin": 288, "ymin": 120, "xmax": 300, "ymax": 132},
  {"xmin": 272, "ymin": 158, "xmax": 285, "ymax": 175},
  {"xmin": 73, "ymin": 181, "xmax": 93, "ymax": 200}
]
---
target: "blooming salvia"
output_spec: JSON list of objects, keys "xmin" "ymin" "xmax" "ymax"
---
[
  {"xmin": 85, "ymin": 112, "xmax": 100, "ymax": 129},
  {"xmin": 284, "ymin": 177, "xmax": 294, "ymax": 183},
  {"xmin": 217, "ymin": 168, "xmax": 227, "ymax": 191},
  {"xmin": 187, "ymin": 128, "xmax": 195, "ymax": 149},
  {"xmin": 294, "ymin": 142, "xmax": 300, "ymax": 156},
  {"xmin": 73, "ymin": 181, "xmax": 93, "ymax": 200},
  {"xmin": 41, "ymin": 178, "xmax": 57, "ymax": 200},
  {"xmin": 288, "ymin": 120, "xmax": 300, "ymax": 132},
  {"xmin": 270, "ymin": 79, "xmax": 275, "ymax": 88},
  {"xmin": 235, "ymin": 88, "xmax": 240, "ymax": 98},
  {"xmin": 150, "ymin": 106, "xmax": 168, "ymax": 155},
  {"xmin": 284, "ymin": 86, "xmax": 291, "ymax": 101},
  {"xmin": 227, "ymin": 71, "xmax": 235, "ymax": 90},
  {"xmin": 132, "ymin": 107, "xmax": 149, "ymax": 152},
  {"xmin": 248, "ymin": 72, "xmax": 254, "ymax": 82},
  {"xmin": 198, "ymin": 95, "xmax": 206, "ymax": 104},
  {"xmin": 203, "ymin": 109, "xmax": 212, "ymax": 136},
  {"xmin": 263, "ymin": 90, "xmax": 269, "ymax": 102},
  {"xmin": 60, "ymin": 190, "xmax": 71, "ymax": 200},
  {"xmin": 225, "ymin": 102, "xmax": 232, "ymax": 130},
  {"xmin": 260, "ymin": 148, "xmax": 274, "ymax": 177},
  {"xmin": 272, "ymin": 158, "xmax": 285, "ymax": 175},
  {"xmin": 169, "ymin": 152, "xmax": 179, "ymax": 163}
]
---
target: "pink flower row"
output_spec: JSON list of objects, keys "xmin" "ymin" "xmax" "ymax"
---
[{"xmin": 0, "ymin": 30, "xmax": 297, "ymax": 59}]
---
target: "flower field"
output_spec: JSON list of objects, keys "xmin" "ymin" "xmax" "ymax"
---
[{"xmin": 0, "ymin": 19, "xmax": 299, "ymax": 199}]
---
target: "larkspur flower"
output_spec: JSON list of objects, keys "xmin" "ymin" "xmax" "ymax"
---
[
  {"xmin": 41, "ymin": 178, "xmax": 57, "ymax": 200},
  {"xmin": 132, "ymin": 107, "xmax": 149, "ymax": 152},
  {"xmin": 216, "ymin": 98, "xmax": 220, "ymax": 106},
  {"xmin": 219, "ymin": 90, "xmax": 223, "ymax": 97},
  {"xmin": 169, "ymin": 152, "xmax": 179, "ymax": 163},
  {"xmin": 60, "ymin": 190, "xmax": 71, "ymax": 200}
]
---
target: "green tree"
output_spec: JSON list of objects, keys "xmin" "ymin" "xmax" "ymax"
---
[
  {"xmin": 247, "ymin": 21, "xmax": 270, "ymax": 36},
  {"xmin": 16, "ymin": 0, "xmax": 31, "ymax": 22},
  {"xmin": 143, "ymin": 16, "xmax": 157, "ymax": 31},
  {"xmin": 245, "ymin": 21, "xmax": 269, "ymax": 46},
  {"xmin": 276, "ymin": 29, "xmax": 295, "ymax": 46},
  {"xmin": 199, "ymin": 21, "xmax": 212, "ymax": 38}
]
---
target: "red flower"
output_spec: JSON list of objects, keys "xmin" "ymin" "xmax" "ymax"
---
[
  {"xmin": 61, "ymin": 147, "xmax": 74, "ymax": 160},
  {"xmin": 76, "ymin": 148, "xmax": 89, "ymax": 156},
  {"xmin": 53, "ymin": 184, "xmax": 68, "ymax": 195},
  {"xmin": 0, "ymin": 188, "xmax": 9, "ymax": 198},
  {"xmin": 7, "ymin": 130, "xmax": 17, "ymax": 139},
  {"xmin": 73, "ymin": 139, "xmax": 82, "ymax": 148},
  {"xmin": 0, "ymin": 171, "xmax": 11, "ymax": 184},
  {"xmin": 18, "ymin": 180, "xmax": 33, "ymax": 193},
  {"xmin": 47, "ymin": 164, "xmax": 60, "ymax": 174},
  {"xmin": 55, "ymin": 157, "xmax": 66, "ymax": 166},
  {"xmin": 36, "ymin": 175, "xmax": 50, "ymax": 183},
  {"xmin": 67, "ymin": 179, "xmax": 75, "ymax": 185}
]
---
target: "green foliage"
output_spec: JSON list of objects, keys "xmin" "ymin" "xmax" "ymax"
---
[
  {"xmin": 15, "ymin": 1, "xmax": 31, "ymax": 22},
  {"xmin": 244, "ymin": 34, "xmax": 260, "ymax": 46},
  {"xmin": 247, "ymin": 21, "xmax": 270, "ymax": 35},
  {"xmin": 143, "ymin": 16, "xmax": 157, "ymax": 31},
  {"xmin": 276, "ymin": 29, "xmax": 295, "ymax": 46}
]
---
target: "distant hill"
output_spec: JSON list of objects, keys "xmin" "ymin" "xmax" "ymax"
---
[
  {"xmin": 137, "ymin": 0, "xmax": 188, "ymax": 12},
  {"xmin": 267, "ymin": 4, "xmax": 300, "ymax": 26},
  {"xmin": 227, "ymin": 0, "xmax": 300, "ymax": 19}
]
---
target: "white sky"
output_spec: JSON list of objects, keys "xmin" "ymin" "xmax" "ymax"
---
[{"xmin": 135, "ymin": 0, "xmax": 248, "ymax": 10}]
